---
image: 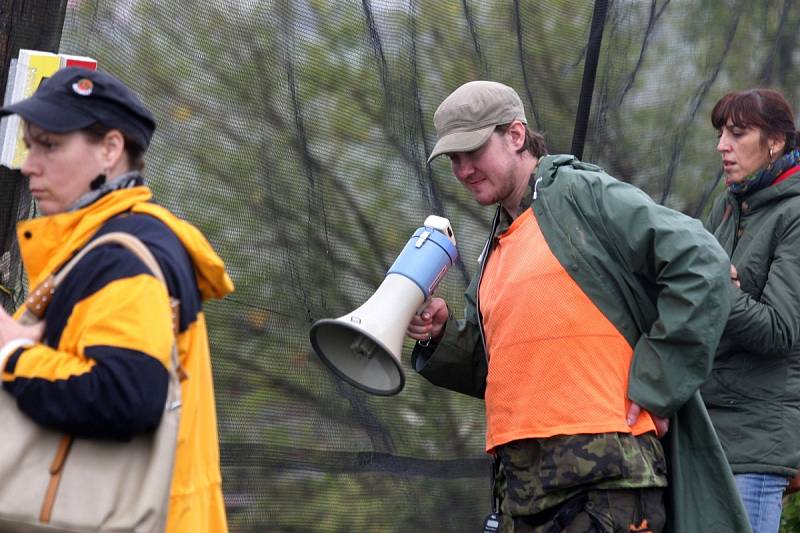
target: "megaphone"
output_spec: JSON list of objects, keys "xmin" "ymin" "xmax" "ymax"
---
[{"xmin": 309, "ymin": 215, "xmax": 458, "ymax": 396}]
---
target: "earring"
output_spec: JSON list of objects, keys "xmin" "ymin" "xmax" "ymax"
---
[
  {"xmin": 768, "ymin": 147, "xmax": 774, "ymax": 171},
  {"xmin": 90, "ymin": 173, "xmax": 107, "ymax": 190}
]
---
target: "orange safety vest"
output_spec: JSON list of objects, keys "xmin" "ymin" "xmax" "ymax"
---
[{"xmin": 479, "ymin": 209, "xmax": 655, "ymax": 451}]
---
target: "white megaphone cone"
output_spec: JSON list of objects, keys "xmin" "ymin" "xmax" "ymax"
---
[{"xmin": 310, "ymin": 215, "xmax": 458, "ymax": 395}]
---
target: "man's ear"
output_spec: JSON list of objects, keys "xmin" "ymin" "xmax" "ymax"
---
[{"xmin": 507, "ymin": 120, "xmax": 526, "ymax": 151}]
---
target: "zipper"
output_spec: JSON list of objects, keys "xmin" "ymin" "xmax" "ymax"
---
[
  {"xmin": 476, "ymin": 206, "xmax": 502, "ymax": 366},
  {"xmin": 731, "ymin": 197, "xmax": 743, "ymax": 252},
  {"xmin": 533, "ymin": 176, "xmax": 543, "ymax": 200},
  {"xmin": 477, "ymin": 173, "xmax": 542, "ymax": 368}
]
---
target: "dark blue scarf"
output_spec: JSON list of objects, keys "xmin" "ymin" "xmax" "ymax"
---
[{"xmin": 729, "ymin": 148, "xmax": 800, "ymax": 197}]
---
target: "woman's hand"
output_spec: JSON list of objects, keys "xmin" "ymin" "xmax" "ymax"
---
[
  {"xmin": 0, "ymin": 307, "xmax": 44, "ymax": 346},
  {"xmin": 730, "ymin": 264, "xmax": 741, "ymax": 288},
  {"xmin": 406, "ymin": 297, "xmax": 449, "ymax": 344}
]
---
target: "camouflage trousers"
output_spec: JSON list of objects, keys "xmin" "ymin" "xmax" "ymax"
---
[
  {"xmin": 494, "ymin": 434, "xmax": 667, "ymax": 532},
  {"xmin": 497, "ymin": 488, "xmax": 665, "ymax": 533}
]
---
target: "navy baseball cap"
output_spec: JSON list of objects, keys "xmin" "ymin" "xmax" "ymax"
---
[{"xmin": 0, "ymin": 67, "xmax": 156, "ymax": 148}]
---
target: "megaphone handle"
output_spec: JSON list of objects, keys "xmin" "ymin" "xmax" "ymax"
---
[{"xmin": 415, "ymin": 297, "xmax": 435, "ymax": 346}]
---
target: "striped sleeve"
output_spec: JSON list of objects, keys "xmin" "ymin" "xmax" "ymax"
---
[{"xmin": 2, "ymin": 244, "xmax": 173, "ymax": 440}]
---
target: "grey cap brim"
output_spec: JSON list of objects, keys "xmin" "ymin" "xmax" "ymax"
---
[{"xmin": 427, "ymin": 124, "xmax": 495, "ymax": 164}]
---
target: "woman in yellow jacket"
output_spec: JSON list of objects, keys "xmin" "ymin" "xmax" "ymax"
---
[{"xmin": 0, "ymin": 67, "xmax": 232, "ymax": 532}]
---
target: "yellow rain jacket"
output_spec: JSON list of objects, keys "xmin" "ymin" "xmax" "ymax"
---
[{"xmin": 3, "ymin": 185, "xmax": 233, "ymax": 533}]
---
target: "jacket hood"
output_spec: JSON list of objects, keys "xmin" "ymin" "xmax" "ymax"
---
[
  {"xmin": 732, "ymin": 170, "xmax": 800, "ymax": 212},
  {"xmin": 535, "ymin": 154, "xmax": 605, "ymax": 189},
  {"xmin": 17, "ymin": 186, "xmax": 233, "ymax": 301}
]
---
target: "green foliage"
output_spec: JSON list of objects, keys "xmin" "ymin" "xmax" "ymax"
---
[{"xmin": 783, "ymin": 494, "xmax": 800, "ymax": 532}]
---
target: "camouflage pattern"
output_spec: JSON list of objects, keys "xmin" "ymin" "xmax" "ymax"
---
[
  {"xmin": 498, "ymin": 487, "xmax": 666, "ymax": 532},
  {"xmin": 495, "ymin": 432, "xmax": 667, "ymax": 530}
]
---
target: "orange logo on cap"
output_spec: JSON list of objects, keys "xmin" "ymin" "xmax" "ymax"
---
[{"xmin": 72, "ymin": 79, "xmax": 93, "ymax": 96}]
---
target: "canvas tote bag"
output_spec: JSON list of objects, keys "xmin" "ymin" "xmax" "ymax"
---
[{"xmin": 0, "ymin": 232, "xmax": 182, "ymax": 532}]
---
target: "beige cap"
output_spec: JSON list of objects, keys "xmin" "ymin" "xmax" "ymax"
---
[{"xmin": 428, "ymin": 80, "xmax": 527, "ymax": 163}]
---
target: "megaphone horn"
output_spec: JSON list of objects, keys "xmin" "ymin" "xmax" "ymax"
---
[{"xmin": 309, "ymin": 215, "xmax": 458, "ymax": 395}]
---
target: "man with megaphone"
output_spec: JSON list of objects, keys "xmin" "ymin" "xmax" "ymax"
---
[{"xmin": 408, "ymin": 81, "xmax": 750, "ymax": 532}]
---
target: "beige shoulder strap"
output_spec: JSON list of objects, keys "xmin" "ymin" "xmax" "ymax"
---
[
  {"xmin": 19, "ymin": 232, "xmax": 184, "ymax": 377},
  {"xmin": 58, "ymin": 232, "xmax": 165, "ymax": 286}
]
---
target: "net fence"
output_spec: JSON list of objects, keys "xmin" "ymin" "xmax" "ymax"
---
[{"xmin": 3, "ymin": 0, "xmax": 799, "ymax": 531}]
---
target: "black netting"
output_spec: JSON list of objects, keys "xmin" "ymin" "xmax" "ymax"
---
[
  {"xmin": 0, "ymin": 0, "xmax": 796, "ymax": 531},
  {"xmin": 0, "ymin": 1, "xmax": 69, "ymax": 311}
]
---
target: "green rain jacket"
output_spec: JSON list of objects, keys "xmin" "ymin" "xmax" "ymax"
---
[
  {"xmin": 702, "ymin": 168, "xmax": 800, "ymax": 477},
  {"xmin": 412, "ymin": 155, "xmax": 750, "ymax": 533}
]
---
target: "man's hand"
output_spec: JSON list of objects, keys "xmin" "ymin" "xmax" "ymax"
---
[
  {"xmin": 406, "ymin": 297, "xmax": 448, "ymax": 344},
  {"xmin": 627, "ymin": 402, "xmax": 670, "ymax": 438},
  {"xmin": 0, "ymin": 306, "xmax": 44, "ymax": 346}
]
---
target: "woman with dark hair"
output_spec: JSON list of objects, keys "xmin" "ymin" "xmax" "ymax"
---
[
  {"xmin": 0, "ymin": 67, "xmax": 233, "ymax": 532},
  {"xmin": 702, "ymin": 88, "xmax": 800, "ymax": 533}
]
